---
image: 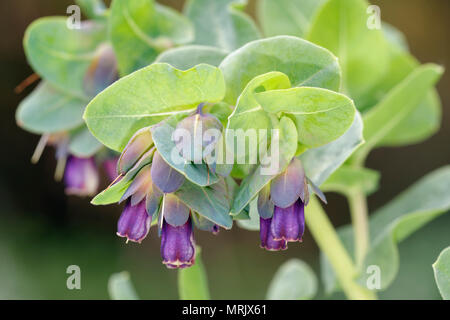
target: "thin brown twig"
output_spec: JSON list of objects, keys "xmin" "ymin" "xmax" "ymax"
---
[{"xmin": 14, "ymin": 73, "xmax": 40, "ymax": 94}]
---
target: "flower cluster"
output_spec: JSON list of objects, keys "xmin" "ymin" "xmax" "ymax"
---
[{"xmin": 111, "ymin": 106, "xmax": 223, "ymax": 268}]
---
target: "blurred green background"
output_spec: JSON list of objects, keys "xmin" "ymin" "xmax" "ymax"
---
[{"xmin": 0, "ymin": 0, "xmax": 449, "ymax": 299}]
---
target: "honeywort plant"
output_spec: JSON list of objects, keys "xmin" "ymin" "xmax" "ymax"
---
[{"xmin": 15, "ymin": 0, "xmax": 449, "ymax": 300}]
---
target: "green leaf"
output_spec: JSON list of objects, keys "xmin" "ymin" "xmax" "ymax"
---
[
  {"xmin": 24, "ymin": 17, "xmax": 106, "ymax": 99},
  {"xmin": 236, "ymin": 198, "xmax": 260, "ymax": 231},
  {"xmin": 110, "ymin": 0, "xmax": 194, "ymax": 75},
  {"xmin": 307, "ymin": 0, "xmax": 390, "ymax": 106},
  {"xmin": 321, "ymin": 165, "xmax": 380, "ymax": 196},
  {"xmin": 151, "ymin": 119, "xmax": 219, "ymax": 187},
  {"xmin": 353, "ymin": 64, "xmax": 443, "ymax": 164},
  {"xmin": 433, "ymin": 247, "xmax": 450, "ymax": 300},
  {"xmin": 108, "ymin": 271, "xmax": 139, "ymax": 300},
  {"xmin": 219, "ymin": 36, "xmax": 341, "ymax": 105},
  {"xmin": 382, "ymin": 22, "xmax": 409, "ymax": 52},
  {"xmin": 258, "ymin": 0, "xmax": 326, "ymax": 38},
  {"xmin": 255, "ymin": 87, "xmax": 356, "ymax": 148},
  {"xmin": 359, "ymin": 38, "xmax": 442, "ymax": 147},
  {"xmin": 379, "ymin": 91, "xmax": 441, "ymax": 147},
  {"xmin": 362, "ymin": 166, "xmax": 450, "ymax": 289},
  {"xmin": 266, "ymin": 259, "xmax": 318, "ymax": 300},
  {"xmin": 300, "ymin": 112, "xmax": 364, "ymax": 186},
  {"xmin": 184, "ymin": 0, "xmax": 260, "ymax": 52},
  {"xmin": 178, "ymin": 247, "xmax": 210, "ymax": 300},
  {"xmin": 155, "ymin": 45, "xmax": 228, "ymax": 70},
  {"xmin": 76, "ymin": 0, "xmax": 107, "ymax": 20},
  {"xmin": 175, "ymin": 180, "xmax": 232, "ymax": 229},
  {"xmin": 226, "ymin": 72, "xmax": 291, "ymax": 161},
  {"xmin": 206, "ymin": 102, "xmax": 234, "ymax": 127},
  {"xmin": 91, "ymin": 150, "xmax": 152, "ymax": 205},
  {"xmin": 307, "ymin": 0, "xmax": 442, "ymax": 147},
  {"xmin": 84, "ymin": 63, "xmax": 226, "ymax": 152},
  {"xmin": 91, "ymin": 178, "xmax": 132, "ymax": 205},
  {"xmin": 322, "ymin": 166, "xmax": 450, "ymax": 293},
  {"xmin": 231, "ymin": 116, "xmax": 298, "ymax": 215},
  {"xmin": 68, "ymin": 126, "xmax": 103, "ymax": 157},
  {"xmin": 16, "ymin": 82, "xmax": 86, "ymax": 134},
  {"xmin": 358, "ymin": 41, "xmax": 416, "ymax": 112}
]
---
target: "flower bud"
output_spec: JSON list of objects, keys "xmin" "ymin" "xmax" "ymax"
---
[
  {"xmin": 175, "ymin": 105, "xmax": 223, "ymax": 163},
  {"xmin": 118, "ymin": 127, "xmax": 153, "ymax": 175}
]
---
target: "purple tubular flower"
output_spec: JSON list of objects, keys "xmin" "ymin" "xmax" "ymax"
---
[
  {"xmin": 64, "ymin": 156, "xmax": 99, "ymax": 196},
  {"xmin": 161, "ymin": 216, "xmax": 196, "ymax": 269},
  {"xmin": 271, "ymin": 200, "xmax": 305, "ymax": 242},
  {"xmin": 260, "ymin": 217, "xmax": 287, "ymax": 251},
  {"xmin": 117, "ymin": 199, "xmax": 151, "ymax": 243}
]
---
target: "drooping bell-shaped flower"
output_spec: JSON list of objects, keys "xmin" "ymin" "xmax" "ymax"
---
[
  {"xmin": 161, "ymin": 218, "xmax": 196, "ymax": 269},
  {"xmin": 260, "ymin": 217, "xmax": 287, "ymax": 251},
  {"xmin": 257, "ymin": 158, "xmax": 325, "ymax": 250},
  {"xmin": 174, "ymin": 103, "xmax": 223, "ymax": 164},
  {"xmin": 116, "ymin": 165, "xmax": 162, "ymax": 243},
  {"xmin": 271, "ymin": 200, "xmax": 305, "ymax": 242},
  {"xmin": 83, "ymin": 44, "xmax": 119, "ymax": 97},
  {"xmin": 160, "ymin": 194, "xmax": 195, "ymax": 268},
  {"xmin": 117, "ymin": 199, "xmax": 151, "ymax": 243},
  {"xmin": 64, "ymin": 155, "xmax": 99, "ymax": 196}
]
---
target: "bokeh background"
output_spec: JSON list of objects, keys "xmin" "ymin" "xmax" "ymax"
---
[{"xmin": 0, "ymin": 0, "xmax": 449, "ymax": 299}]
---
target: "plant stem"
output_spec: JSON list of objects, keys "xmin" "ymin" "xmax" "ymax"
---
[
  {"xmin": 306, "ymin": 197, "xmax": 376, "ymax": 300},
  {"xmin": 348, "ymin": 190, "xmax": 370, "ymax": 268}
]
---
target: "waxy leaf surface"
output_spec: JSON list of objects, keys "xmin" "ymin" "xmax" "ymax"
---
[
  {"xmin": 110, "ymin": 0, "xmax": 193, "ymax": 75},
  {"xmin": 84, "ymin": 63, "xmax": 225, "ymax": 152},
  {"xmin": 219, "ymin": 36, "xmax": 340, "ymax": 104},
  {"xmin": 184, "ymin": 0, "xmax": 260, "ymax": 52},
  {"xmin": 24, "ymin": 17, "xmax": 106, "ymax": 99}
]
